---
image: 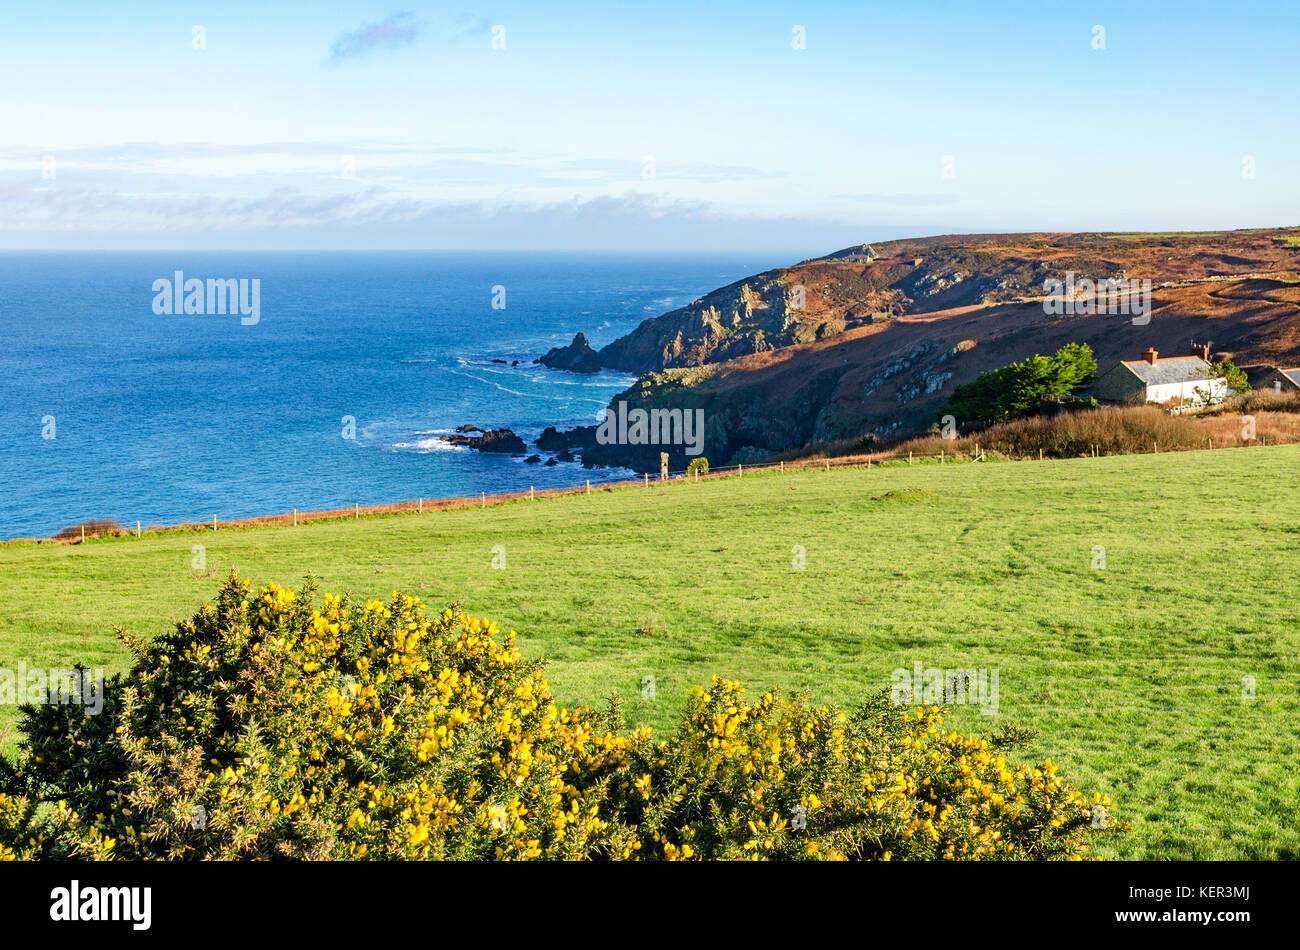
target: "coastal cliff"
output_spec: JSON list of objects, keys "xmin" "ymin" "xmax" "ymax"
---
[{"xmin": 544, "ymin": 230, "xmax": 1300, "ymax": 470}]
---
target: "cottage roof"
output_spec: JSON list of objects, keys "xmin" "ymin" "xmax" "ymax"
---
[
  {"xmin": 1118, "ymin": 356, "xmax": 1213, "ymax": 386},
  {"xmin": 1278, "ymin": 368, "xmax": 1300, "ymax": 385}
]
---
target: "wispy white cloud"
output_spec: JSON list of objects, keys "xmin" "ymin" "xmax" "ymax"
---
[
  {"xmin": 327, "ymin": 11, "xmax": 421, "ymax": 63},
  {"xmin": 0, "ymin": 181, "xmax": 882, "ymax": 252},
  {"xmin": 0, "ymin": 182, "xmax": 678, "ymax": 232},
  {"xmin": 0, "ymin": 142, "xmax": 780, "ymax": 189},
  {"xmin": 445, "ymin": 15, "xmax": 493, "ymax": 43},
  {"xmin": 834, "ymin": 192, "xmax": 956, "ymax": 207},
  {"xmin": 0, "ymin": 142, "xmax": 498, "ymax": 163},
  {"xmin": 562, "ymin": 159, "xmax": 783, "ymax": 184},
  {"xmin": 324, "ymin": 11, "xmax": 493, "ymax": 64},
  {"xmin": 0, "ymin": 142, "xmax": 841, "ymax": 250}
]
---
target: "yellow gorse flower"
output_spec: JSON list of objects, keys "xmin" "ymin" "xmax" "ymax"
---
[{"xmin": 0, "ymin": 576, "xmax": 1124, "ymax": 862}]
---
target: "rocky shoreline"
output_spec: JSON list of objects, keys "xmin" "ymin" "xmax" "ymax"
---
[{"xmin": 436, "ymin": 419, "xmax": 657, "ymax": 474}]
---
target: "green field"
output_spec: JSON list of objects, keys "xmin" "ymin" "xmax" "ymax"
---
[{"xmin": 2, "ymin": 446, "xmax": 1297, "ymax": 859}]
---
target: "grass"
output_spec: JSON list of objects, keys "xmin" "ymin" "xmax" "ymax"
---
[{"xmin": 2, "ymin": 446, "xmax": 1298, "ymax": 859}]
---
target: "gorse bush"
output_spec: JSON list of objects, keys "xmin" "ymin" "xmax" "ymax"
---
[
  {"xmin": 1, "ymin": 575, "xmax": 1124, "ymax": 860},
  {"xmin": 898, "ymin": 404, "xmax": 1300, "ymax": 461},
  {"xmin": 53, "ymin": 519, "xmax": 124, "ymax": 541},
  {"xmin": 1231, "ymin": 388, "xmax": 1300, "ymax": 414}
]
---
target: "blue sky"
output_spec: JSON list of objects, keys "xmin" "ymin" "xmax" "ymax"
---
[{"xmin": 1, "ymin": 0, "xmax": 1296, "ymax": 252}]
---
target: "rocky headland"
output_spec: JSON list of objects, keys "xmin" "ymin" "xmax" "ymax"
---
[{"xmin": 534, "ymin": 229, "xmax": 1300, "ymax": 472}]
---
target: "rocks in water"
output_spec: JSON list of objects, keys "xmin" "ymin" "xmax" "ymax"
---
[
  {"xmin": 533, "ymin": 418, "xmax": 701, "ymax": 473},
  {"xmin": 536, "ymin": 425, "xmax": 593, "ymax": 452},
  {"xmin": 490, "ymin": 358, "xmax": 507, "ymax": 364},
  {"xmin": 536, "ymin": 332, "xmax": 602, "ymax": 374},
  {"xmin": 439, "ymin": 427, "xmax": 526, "ymax": 454},
  {"xmin": 439, "ymin": 423, "xmax": 584, "ymax": 464},
  {"xmin": 535, "ymin": 426, "xmax": 566, "ymax": 452},
  {"xmin": 481, "ymin": 430, "xmax": 526, "ymax": 453}
]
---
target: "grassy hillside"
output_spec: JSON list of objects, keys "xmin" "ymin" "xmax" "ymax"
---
[{"xmin": 2, "ymin": 445, "xmax": 1298, "ymax": 859}]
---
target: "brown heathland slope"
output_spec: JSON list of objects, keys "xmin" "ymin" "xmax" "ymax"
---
[
  {"xmin": 613, "ymin": 270, "xmax": 1300, "ymax": 467},
  {"xmin": 595, "ymin": 229, "xmax": 1300, "ymax": 375}
]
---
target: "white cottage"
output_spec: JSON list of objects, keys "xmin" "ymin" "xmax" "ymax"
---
[{"xmin": 1093, "ymin": 346, "xmax": 1229, "ymax": 407}]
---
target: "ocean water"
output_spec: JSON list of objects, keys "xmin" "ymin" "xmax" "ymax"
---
[{"xmin": 0, "ymin": 252, "xmax": 781, "ymax": 538}]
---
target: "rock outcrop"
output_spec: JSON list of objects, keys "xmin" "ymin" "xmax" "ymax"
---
[
  {"xmin": 537, "ymin": 332, "xmax": 602, "ymax": 374},
  {"xmin": 535, "ymin": 426, "xmax": 590, "ymax": 452},
  {"xmin": 439, "ymin": 427, "xmax": 526, "ymax": 454},
  {"xmin": 595, "ymin": 270, "xmax": 898, "ymax": 374}
]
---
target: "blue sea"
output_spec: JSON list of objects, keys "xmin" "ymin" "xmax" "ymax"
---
[{"xmin": 0, "ymin": 252, "xmax": 784, "ymax": 539}]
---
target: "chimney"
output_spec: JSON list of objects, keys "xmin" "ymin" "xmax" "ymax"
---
[
  {"xmin": 1143, "ymin": 347, "xmax": 1158, "ymax": 364},
  {"xmin": 1191, "ymin": 343, "xmax": 1209, "ymax": 361}
]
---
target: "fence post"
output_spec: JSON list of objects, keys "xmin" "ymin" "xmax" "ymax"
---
[
  {"xmin": 81, "ymin": 524, "xmax": 85, "ymax": 543},
  {"xmin": 644, "ymin": 473, "xmax": 648, "ymax": 487},
  {"xmin": 418, "ymin": 498, "xmax": 423, "ymax": 513},
  {"xmin": 587, "ymin": 479, "xmax": 591, "ymax": 494},
  {"xmin": 355, "ymin": 503, "xmax": 359, "ymax": 519},
  {"xmin": 738, "ymin": 463, "xmax": 743, "ymax": 477},
  {"xmin": 136, "ymin": 520, "xmax": 141, "ymax": 538},
  {"xmin": 481, "ymin": 491, "xmax": 485, "ymax": 508},
  {"xmin": 530, "ymin": 485, "xmax": 535, "ymax": 501},
  {"xmin": 213, "ymin": 515, "xmax": 217, "ymax": 532},
  {"xmin": 293, "ymin": 509, "xmax": 298, "ymax": 526}
]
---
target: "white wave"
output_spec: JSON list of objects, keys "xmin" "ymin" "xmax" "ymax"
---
[
  {"xmin": 444, "ymin": 366, "xmax": 574, "ymax": 401},
  {"xmin": 390, "ymin": 436, "xmax": 467, "ymax": 453},
  {"xmin": 643, "ymin": 296, "xmax": 678, "ymax": 311}
]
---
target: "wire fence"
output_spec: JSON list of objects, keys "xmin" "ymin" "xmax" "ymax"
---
[{"xmin": 46, "ymin": 435, "xmax": 1278, "ymax": 543}]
